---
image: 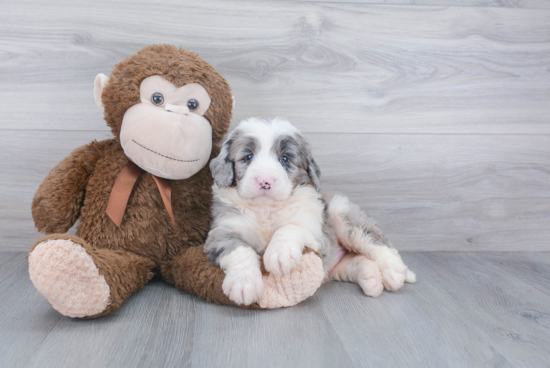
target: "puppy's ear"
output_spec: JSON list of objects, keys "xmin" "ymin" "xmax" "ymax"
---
[
  {"xmin": 297, "ymin": 135, "xmax": 322, "ymax": 191},
  {"xmin": 210, "ymin": 137, "xmax": 234, "ymax": 187},
  {"xmin": 306, "ymin": 151, "xmax": 322, "ymax": 191}
]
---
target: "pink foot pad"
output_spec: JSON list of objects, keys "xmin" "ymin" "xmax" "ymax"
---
[
  {"xmin": 258, "ymin": 251, "xmax": 324, "ymax": 309},
  {"xmin": 28, "ymin": 239, "xmax": 110, "ymax": 318}
]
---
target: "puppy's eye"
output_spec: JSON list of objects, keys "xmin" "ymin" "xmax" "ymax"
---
[
  {"xmin": 280, "ymin": 155, "xmax": 289, "ymax": 164},
  {"xmin": 187, "ymin": 98, "xmax": 199, "ymax": 111},
  {"xmin": 245, "ymin": 154, "xmax": 254, "ymax": 162},
  {"xmin": 151, "ymin": 92, "xmax": 164, "ymax": 105}
]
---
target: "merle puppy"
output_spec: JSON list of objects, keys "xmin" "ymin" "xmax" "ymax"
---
[{"xmin": 204, "ymin": 117, "xmax": 416, "ymax": 305}]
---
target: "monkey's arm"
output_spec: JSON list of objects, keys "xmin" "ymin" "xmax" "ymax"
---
[
  {"xmin": 32, "ymin": 140, "xmax": 107, "ymax": 234},
  {"xmin": 162, "ymin": 245, "xmax": 324, "ymax": 309}
]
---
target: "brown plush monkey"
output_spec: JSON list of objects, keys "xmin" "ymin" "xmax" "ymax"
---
[{"xmin": 27, "ymin": 45, "xmax": 324, "ymax": 318}]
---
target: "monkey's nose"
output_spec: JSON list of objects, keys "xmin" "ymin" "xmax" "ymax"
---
[{"xmin": 165, "ymin": 104, "xmax": 189, "ymax": 115}]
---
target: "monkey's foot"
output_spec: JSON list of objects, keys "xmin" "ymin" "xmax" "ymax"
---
[
  {"xmin": 258, "ymin": 250, "xmax": 324, "ymax": 308},
  {"xmin": 28, "ymin": 239, "xmax": 110, "ymax": 318}
]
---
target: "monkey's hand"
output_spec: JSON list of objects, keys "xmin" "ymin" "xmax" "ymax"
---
[{"xmin": 32, "ymin": 140, "xmax": 107, "ymax": 234}]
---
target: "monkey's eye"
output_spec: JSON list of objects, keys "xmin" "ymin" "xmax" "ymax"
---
[
  {"xmin": 187, "ymin": 98, "xmax": 199, "ymax": 111},
  {"xmin": 151, "ymin": 92, "xmax": 164, "ymax": 105},
  {"xmin": 245, "ymin": 154, "xmax": 254, "ymax": 162},
  {"xmin": 280, "ymin": 155, "xmax": 289, "ymax": 164}
]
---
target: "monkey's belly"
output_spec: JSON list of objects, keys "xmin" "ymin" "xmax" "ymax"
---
[{"xmin": 74, "ymin": 159, "xmax": 192, "ymax": 264}]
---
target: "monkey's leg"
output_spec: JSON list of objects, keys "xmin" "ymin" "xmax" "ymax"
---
[
  {"xmin": 161, "ymin": 245, "xmax": 324, "ymax": 309},
  {"xmin": 28, "ymin": 234, "xmax": 155, "ymax": 318}
]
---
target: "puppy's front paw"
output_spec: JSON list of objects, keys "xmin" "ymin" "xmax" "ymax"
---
[
  {"xmin": 222, "ymin": 268, "xmax": 264, "ymax": 306},
  {"xmin": 378, "ymin": 253, "xmax": 408, "ymax": 291},
  {"xmin": 264, "ymin": 237, "xmax": 303, "ymax": 276}
]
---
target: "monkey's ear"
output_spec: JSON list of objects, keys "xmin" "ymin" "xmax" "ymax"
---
[
  {"xmin": 94, "ymin": 73, "xmax": 110, "ymax": 111},
  {"xmin": 210, "ymin": 137, "xmax": 234, "ymax": 188},
  {"xmin": 232, "ymin": 95, "xmax": 236, "ymax": 111}
]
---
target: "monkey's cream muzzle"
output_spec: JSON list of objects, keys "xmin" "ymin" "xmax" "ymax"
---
[
  {"xmin": 120, "ymin": 104, "xmax": 212, "ymax": 180},
  {"xmin": 119, "ymin": 75, "xmax": 213, "ymax": 180},
  {"xmin": 165, "ymin": 103, "xmax": 190, "ymax": 115}
]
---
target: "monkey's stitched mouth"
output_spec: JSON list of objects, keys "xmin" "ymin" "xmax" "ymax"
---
[{"xmin": 132, "ymin": 139, "xmax": 200, "ymax": 162}]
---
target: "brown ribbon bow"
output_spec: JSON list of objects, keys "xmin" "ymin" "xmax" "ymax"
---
[{"xmin": 106, "ymin": 160, "xmax": 175, "ymax": 228}]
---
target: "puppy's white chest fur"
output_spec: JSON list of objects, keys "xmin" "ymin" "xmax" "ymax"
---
[{"xmin": 213, "ymin": 184, "xmax": 324, "ymax": 253}]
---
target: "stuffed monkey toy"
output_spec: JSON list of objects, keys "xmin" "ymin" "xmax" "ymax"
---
[{"xmin": 27, "ymin": 45, "xmax": 324, "ymax": 318}]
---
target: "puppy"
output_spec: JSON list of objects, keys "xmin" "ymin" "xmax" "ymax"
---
[{"xmin": 204, "ymin": 117, "xmax": 416, "ymax": 305}]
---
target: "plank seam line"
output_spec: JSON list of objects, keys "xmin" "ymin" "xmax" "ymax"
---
[
  {"xmin": 289, "ymin": 0, "xmax": 550, "ymax": 11},
  {"xmin": 2, "ymin": 129, "xmax": 550, "ymax": 137}
]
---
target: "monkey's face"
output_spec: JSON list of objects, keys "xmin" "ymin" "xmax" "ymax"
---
[
  {"xmin": 118, "ymin": 76, "xmax": 213, "ymax": 180},
  {"xmin": 95, "ymin": 45, "xmax": 234, "ymax": 180}
]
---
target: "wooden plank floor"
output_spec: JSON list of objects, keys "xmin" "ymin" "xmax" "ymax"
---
[{"xmin": 2, "ymin": 251, "xmax": 550, "ymax": 368}]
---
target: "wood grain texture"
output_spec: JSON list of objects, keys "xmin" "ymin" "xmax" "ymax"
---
[
  {"xmin": 288, "ymin": 0, "xmax": 550, "ymax": 9},
  {"xmin": 2, "ymin": 130, "xmax": 549, "ymax": 252},
  {"xmin": 1, "ymin": 1, "xmax": 549, "ymax": 252},
  {"xmin": 0, "ymin": 1, "xmax": 549, "ymax": 134},
  {"xmin": 1, "ymin": 251, "xmax": 550, "ymax": 368},
  {"xmin": 314, "ymin": 133, "xmax": 550, "ymax": 252}
]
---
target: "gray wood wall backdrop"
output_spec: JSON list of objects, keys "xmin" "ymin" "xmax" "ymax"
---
[{"xmin": 1, "ymin": 0, "xmax": 549, "ymax": 252}]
